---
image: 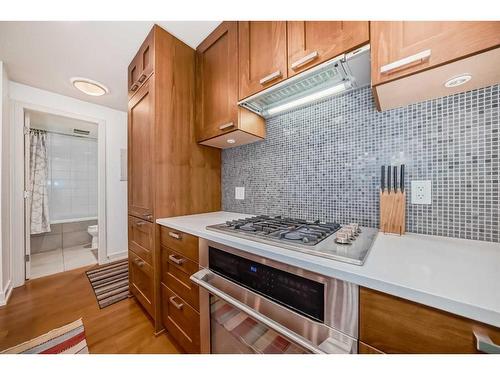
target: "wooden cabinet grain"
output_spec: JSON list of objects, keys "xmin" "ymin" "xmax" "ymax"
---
[
  {"xmin": 238, "ymin": 21, "xmax": 288, "ymax": 99},
  {"xmin": 129, "ymin": 250, "xmax": 154, "ymax": 316},
  {"xmin": 371, "ymin": 21, "xmax": 500, "ymax": 86},
  {"xmin": 128, "ymin": 29, "xmax": 154, "ymax": 97},
  {"xmin": 360, "ymin": 287, "xmax": 500, "ymax": 354},
  {"xmin": 287, "ymin": 21, "xmax": 369, "ymax": 76},
  {"xmin": 196, "ymin": 22, "xmax": 265, "ymax": 148}
]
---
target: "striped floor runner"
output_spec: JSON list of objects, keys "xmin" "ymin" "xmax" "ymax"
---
[
  {"xmin": 86, "ymin": 259, "xmax": 129, "ymax": 308},
  {"xmin": 1, "ymin": 318, "xmax": 89, "ymax": 354}
]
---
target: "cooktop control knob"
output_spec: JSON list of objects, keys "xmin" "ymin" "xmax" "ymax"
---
[
  {"xmin": 349, "ymin": 223, "xmax": 361, "ymax": 234},
  {"xmin": 335, "ymin": 229, "xmax": 351, "ymax": 244}
]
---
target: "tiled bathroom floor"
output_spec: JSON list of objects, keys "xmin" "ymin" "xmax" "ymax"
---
[{"xmin": 30, "ymin": 245, "xmax": 98, "ymax": 279}]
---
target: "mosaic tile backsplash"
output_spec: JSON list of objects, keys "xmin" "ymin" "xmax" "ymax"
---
[{"xmin": 222, "ymin": 84, "xmax": 500, "ymax": 242}]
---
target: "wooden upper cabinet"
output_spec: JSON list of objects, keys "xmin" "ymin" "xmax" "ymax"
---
[
  {"xmin": 238, "ymin": 21, "xmax": 288, "ymax": 99},
  {"xmin": 128, "ymin": 78, "xmax": 154, "ymax": 221},
  {"xmin": 196, "ymin": 22, "xmax": 239, "ymax": 142},
  {"xmin": 128, "ymin": 29, "xmax": 155, "ymax": 97},
  {"xmin": 287, "ymin": 21, "xmax": 369, "ymax": 76},
  {"xmin": 371, "ymin": 21, "xmax": 500, "ymax": 86}
]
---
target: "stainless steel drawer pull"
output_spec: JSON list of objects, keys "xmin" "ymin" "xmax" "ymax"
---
[
  {"xmin": 130, "ymin": 83, "xmax": 139, "ymax": 91},
  {"xmin": 291, "ymin": 51, "xmax": 319, "ymax": 70},
  {"xmin": 259, "ymin": 70, "xmax": 282, "ymax": 85},
  {"xmin": 219, "ymin": 122, "xmax": 234, "ymax": 130},
  {"xmin": 143, "ymin": 213, "xmax": 153, "ymax": 220},
  {"xmin": 169, "ymin": 296, "xmax": 184, "ymax": 310},
  {"xmin": 168, "ymin": 254, "xmax": 186, "ymax": 265},
  {"xmin": 474, "ymin": 330, "xmax": 500, "ymax": 354},
  {"xmin": 135, "ymin": 221, "xmax": 146, "ymax": 227},
  {"xmin": 168, "ymin": 231, "xmax": 181, "ymax": 240},
  {"xmin": 138, "ymin": 73, "xmax": 147, "ymax": 83},
  {"xmin": 380, "ymin": 49, "xmax": 431, "ymax": 74}
]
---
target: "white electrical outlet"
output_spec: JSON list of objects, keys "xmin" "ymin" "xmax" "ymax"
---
[
  {"xmin": 235, "ymin": 187, "xmax": 245, "ymax": 200},
  {"xmin": 411, "ymin": 180, "xmax": 432, "ymax": 204}
]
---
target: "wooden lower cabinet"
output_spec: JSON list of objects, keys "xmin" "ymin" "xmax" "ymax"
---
[
  {"xmin": 129, "ymin": 250, "xmax": 154, "ymax": 316},
  {"xmin": 359, "ymin": 342, "xmax": 384, "ymax": 354},
  {"xmin": 360, "ymin": 287, "xmax": 500, "ymax": 354},
  {"xmin": 161, "ymin": 283, "xmax": 200, "ymax": 353}
]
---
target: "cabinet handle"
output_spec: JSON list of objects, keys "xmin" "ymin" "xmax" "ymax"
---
[
  {"xmin": 219, "ymin": 122, "xmax": 234, "ymax": 130},
  {"xmin": 135, "ymin": 221, "xmax": 146, "ymax": 227},
  {"xmin": 169, "ymin": 296, "xmax": 184, "ymax": 310},
  {"xmin": 291, "ymin": 51, "xmax": 319, "ymax": 70},
  {"xmin": 138, "ymin": 73, "xmax": 147, "ymax": 83},
  {"xmin": 259, "ymin": 70, "xmax": 282, "ymax": 85},
  {"xmin": 380, "ymin": 49, "xmax": 431, "ymax": 75},
  {"xmin": 168, "ymin": 254, "xmax": 186, "ymax": 265},
  {"xmin": 168, "ymin": 231, "xmax": 182, "ymax": 240},
  {"xmin": 130, "ymin": 83, "xmax": 139, "ymax": 91},
  {"xmin": 134, "ymin": 258, "xmax": 145, "ymax": 267},
  {"xmin": 474, "ymin": 330, "xmax": 500, "ymax": 354},
  {"xmin": 143, "ymin": 213, "xmax": 153, "ymax": 221}
]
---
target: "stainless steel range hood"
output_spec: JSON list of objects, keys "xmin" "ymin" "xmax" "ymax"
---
[{"xmin": 238, "ymin": 44, "xmax": 371, "ymax": 118}]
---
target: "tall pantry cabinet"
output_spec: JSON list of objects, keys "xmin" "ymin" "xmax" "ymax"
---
[{"xmin": 127, "ymin": 25, "xmax": 221, "ymax": 333}]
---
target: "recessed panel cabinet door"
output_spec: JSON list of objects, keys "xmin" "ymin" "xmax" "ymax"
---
[
  {"xmin": 196, "ymin": 22, "xmax": 239, "ymax": 142},
  {"xmin": 128, "ymin": 78, "xmax": 154, "ymax": 221},
  {"xmin": 371, "ymin": 21, "xmax": 500, "ymax": 86},
  {"xmin": 287, "ymin": 21, "xmax": 369, "ymax": 76},
  {"xmin": 238, "ymin": 21, "xmax": 288, "ymax": 99}
]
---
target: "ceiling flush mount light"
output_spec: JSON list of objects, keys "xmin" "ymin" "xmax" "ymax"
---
[
  {"xmin": 226, "ymin": 138, "xmax": 236, "ymax": 144},
  {"xmin": 71, "ymin": 77, "xmax": 109, "ymax": 96},
  {"xmin": 444, "ymin": 74, "xmax": 472, "ymax": 88}
]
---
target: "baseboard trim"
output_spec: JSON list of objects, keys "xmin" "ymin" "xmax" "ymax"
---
[
  {"xmin": 0, "ymin": 279, "xmax": 13, "ymax": 306},
  {"xmin": 104, "ymin": 251, "xmax": 128, "ymax": 264}
]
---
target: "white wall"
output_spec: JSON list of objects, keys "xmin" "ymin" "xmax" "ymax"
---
[
  {"xmin": 0, "ymin": 62, "xmax": 12, "ymax": 304},
  {"xmin": 9, "ymin": 82, "xmax": 127, "ymax": 286}
]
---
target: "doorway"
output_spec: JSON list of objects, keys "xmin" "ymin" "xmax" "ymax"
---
[{"xmin": 23, "ymin": 109, "xmax": 103, "ymax": 279}]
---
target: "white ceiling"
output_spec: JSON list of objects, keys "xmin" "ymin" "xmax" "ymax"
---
[{"xmin": 0, "ymin": 21, "xmax": 221, "ymax": 111}]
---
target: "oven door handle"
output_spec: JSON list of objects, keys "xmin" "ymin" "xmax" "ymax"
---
[{"xmin": 190, "ymin": 268, "xmax": 326, "ymax": 354}]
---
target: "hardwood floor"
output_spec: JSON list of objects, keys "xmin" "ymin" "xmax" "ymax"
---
[{"xmin": 0, "ymin": 265, "xmax": 181, "ymax": 353}]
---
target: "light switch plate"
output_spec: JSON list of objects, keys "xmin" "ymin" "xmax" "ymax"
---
[
  {"xmin": 235, "ymin": 187, "xmax": 245, "ymax": 200},
  {"xmin": 411, "ymin": 180, "xmax": 432, "ymax": 204}
]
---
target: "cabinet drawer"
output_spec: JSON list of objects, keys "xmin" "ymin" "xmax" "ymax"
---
[
  {"xmin": 161, "ymin": 247, "xmax": 200, "ymax": 310},
  {"xmin": 128, "ymin": 27, "xmax": 155, "ymax": 97},
  {"xmin": 360, "ymin": 287, "xmax": 500, "ymax": 354},
  {"xmin": 129, "ymin": 250, "xmax": 154, "ymax": 316},
  {"xmin": 128, "ymin": 216, "xmax": 153, "ymax": 265},
  {"xmin": 160, "ymin": 226, "xmax": 199, "ymax": 262},
  {"xmin": 161, "ymin": 284, "xmax": 200, "ymax": 353}
]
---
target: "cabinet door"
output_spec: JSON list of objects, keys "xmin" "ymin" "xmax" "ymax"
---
[
  {"xmin": 128, "ymin": 28, "xmax": 155, "ymax": 97},
  {"xmin": 371, "ymin": 21, "xmax": 500, "ymax": 86},
  {"xmin": 287, "ymin": 21, "xmax": 369, "ymax": 76},
  {"xmin": 128, "ymin": 78, "xmax": 154, "ymax": 221},
  {"xmin": 196, "ymin": 22, "xmax": 239, "ymax": 142},
  {"xmin": 129, "ymin": 251, "xmax": 154, "ymax": 316},
  {"xmin": 238, "ymin": 21, "xmax": 288, "ymax": 99}
]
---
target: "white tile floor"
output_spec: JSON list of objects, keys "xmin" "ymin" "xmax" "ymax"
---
[{"xmin": 30, "ymin": 244, "xmax": 98, "ymax": 279}]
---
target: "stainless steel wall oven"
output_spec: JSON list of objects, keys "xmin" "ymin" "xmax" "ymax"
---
[{"xmin": 190, "ymin": 239, "xmax": 359, "ymax": 354}]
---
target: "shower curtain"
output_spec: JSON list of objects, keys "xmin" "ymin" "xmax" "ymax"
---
[{"xmin": 29, "ymin": 129, "xmax": 51, "ymax": 234}]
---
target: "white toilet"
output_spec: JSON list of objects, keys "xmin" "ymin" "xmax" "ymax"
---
[{"xmin": 87, "ymin": 225, "xmax": 98, "ymax": 249}]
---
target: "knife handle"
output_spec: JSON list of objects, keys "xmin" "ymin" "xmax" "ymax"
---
[
  {"xmin": 400, "ymin": 164, "xmax": 405, "ymax": 192},
  {"xmin": 387, "ymin": 166, "xmax": 391, "ymax": 193},
  {"xmin": 381, "ymin": 165, "xmax": 385, "ymax": 191},
  {"xmin": 393, "ymin": 165, "xmax": 398, "ymax": 192}
]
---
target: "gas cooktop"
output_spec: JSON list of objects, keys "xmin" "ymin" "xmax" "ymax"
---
[{"xmin": 206, "ymin": 215, "xmax": 378, "ymax": 265}]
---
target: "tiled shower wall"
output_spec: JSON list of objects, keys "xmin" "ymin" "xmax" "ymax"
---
[{"xmin": 222, "ymin": 85, "xmax": 500, "ymax": 242}]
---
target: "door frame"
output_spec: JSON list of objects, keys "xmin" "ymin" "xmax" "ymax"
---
[{"xmin": 11, "ymin": 100, "xmax": 107, "ymax": 287}]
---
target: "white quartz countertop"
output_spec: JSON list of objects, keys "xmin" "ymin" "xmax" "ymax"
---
[{"xmin": 157, "ymin": 211, "xmax": 500, "ymax": 328}]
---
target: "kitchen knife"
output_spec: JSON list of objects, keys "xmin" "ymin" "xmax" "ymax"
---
[
  {"xmin": 400, "ymin": 164, "xmax": 405, "ymax": 192},
  {"xmin": 381, "ymin": 165, "xmax": 385, "ymax": 191},
  {"xmin": 387, "ymin": 165, "xmax": 391, "ymax": 193},
  {"xmin": 393, "ymin": 165, "xmax": 398, "ymax": 192}
]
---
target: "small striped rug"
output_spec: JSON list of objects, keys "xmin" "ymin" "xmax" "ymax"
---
[
  {"xmin": 1, "ymin": 318, "xmax": 88, "ymax": 354},
  {"xmin": 86, "ymin": 259, "xmax": 129, "ymax": 308}
]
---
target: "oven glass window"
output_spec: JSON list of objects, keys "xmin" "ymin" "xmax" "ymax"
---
[{"xmin": 210, "ymin": 295, "xmax": 310, "ymax": 354}]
